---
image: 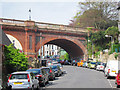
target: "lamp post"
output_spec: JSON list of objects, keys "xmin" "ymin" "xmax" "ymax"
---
[{"xmin": 105, "ymin": 35, "xmax": 113, "ymax": 53}]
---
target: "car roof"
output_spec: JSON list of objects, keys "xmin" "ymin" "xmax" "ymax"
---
[
  {"xmin": 41, "ymin": 67, "xmax": 50, "ymax": 69},
  {"xmin": 12, "ymin": 71, "xmax": 30, "ymax": 74},
  {"xmin": 27, "ymin": 68, "xmax": 41, "ymax": 70}
]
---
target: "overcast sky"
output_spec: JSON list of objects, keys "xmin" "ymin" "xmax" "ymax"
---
[
  {"xmin": 1, "ymin": 0, "xmax": 119, "ymax": 25},
  {"xmin": 1, "ymin": 2, "xmax": 80, "ymax": 25}
]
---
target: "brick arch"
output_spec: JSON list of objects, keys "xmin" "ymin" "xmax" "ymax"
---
[
  {"xmin": 36, "ymin": 36, "xmax": 87, "ymax": 58},
  {"xmin": 4, "ymin": 32, "xmax": 24, "ymax": 51}
]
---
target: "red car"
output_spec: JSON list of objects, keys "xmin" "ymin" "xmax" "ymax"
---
[{"xmin": 115, "ymin": 70, "xmax": 120, "ymax": 88}]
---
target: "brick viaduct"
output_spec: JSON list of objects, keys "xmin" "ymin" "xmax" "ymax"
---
[{"xmin": 0, "ymin": 18, "xmax": 88, "ymax": 60}]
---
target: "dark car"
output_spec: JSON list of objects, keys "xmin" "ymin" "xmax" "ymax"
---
[
  {"xmin": 49, "ymin": 65, "xmax": 62, "ymax": 77},
  {"xmin": 64, "ymin": 60, "xmax": 71, "ymax": 65},
  {"xmin": 26, "ymin": 68, "xmax": 49, "ymax": 87},
  {"xmin": 41, "ymin": 59, "xmax": 48, "ymax": 67},
  {"xmin": 42, "ymin": 67, "xmax": 55, "ymax": 81},
  {"xmin": 57, "ymin": 59, "xmax": 61, "ymax": 63},
  {"xmin": 60, "ymin": 60, "xmax": 65, "ymax": 65}
]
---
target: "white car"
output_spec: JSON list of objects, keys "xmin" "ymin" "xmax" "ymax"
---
[
  {"xmin": 96, "ymin": 63, "xmax": 105, "ymax": 71},
  {"xmin": 104, "ymin": 60, "xmax": 118, "ymax": 79},
  {"xmin": 7, "ymin": 71, "xmax": 40, "ymax": 90}
]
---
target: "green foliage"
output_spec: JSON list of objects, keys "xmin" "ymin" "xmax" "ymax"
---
[
  {"xmin": 94, "ymin": 51, "xmax": 100, "ymax": 58},
  {"xmin": 105, "ymin": 26, "xmax": 119, "ymax": 44},
  {"xmin": 64, "ymin": 53, "xmax": 69, "ymax": 60},
  {"xmin": 72, "ymin": 2, "xmax": 118, "ymax": 30},
  {"xmin": 4, "ymin": 44, "xmax": 28, "ymax": 73},
  {"xmin": 115, "ymin": 53, "xmax": 119, "ymax": 59},
  {"xmin": 60, "ymin": 55, "xmax": 64, "ymax": 60}
]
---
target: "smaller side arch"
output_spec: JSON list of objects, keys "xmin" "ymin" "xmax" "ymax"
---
[{"xmin": 6, "ymin": 34, "xmax": 23, "ymax": 50}]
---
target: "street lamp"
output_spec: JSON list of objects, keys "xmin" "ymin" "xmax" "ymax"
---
[{"xmin": 105, "ymin": 35, "xmax": 113, "ymax": 53}]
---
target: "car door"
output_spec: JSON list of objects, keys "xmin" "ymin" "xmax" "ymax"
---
[
  {"xmin": 105, "ymin": 63, "xmax": 108, "ymax": 75},
  {"xmin": 41, "ymin": 69, "xmax": 47, "ymax": 82},
  {"xmin": 30, "ymin": 73, "xmax": 38, "ymax": 88},
  {"xmin": 43, "ymin": 69, "xmax": 49, "ymax": 81}
]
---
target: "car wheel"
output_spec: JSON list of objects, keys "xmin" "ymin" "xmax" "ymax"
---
[
  {"xmin": 54, "ymin": 77, "xmax": 56, "ymax": 80},
  {"xmin": 31, "ymin": 86, "xmax": 34, "ymax": 90},
  {"xmin": 42, "ymin": 80, "xmax": 45, "ymax": 87},
  {"xmin": 104, "ymin": 72, "xmax": 107, "ymax": 77},
  {"xmin": 107, "ymin": 73, "xmax": 110, "ymax": 79},
  {"xmin": 117, "ymin": 85, "xmax": 120, "ymax": 88},
  {"xmin": 46, "ymin": 79, "xmax": 49, "ymax": 84},
  {"xmin": 36, "ymin": 85, "xmax": 40, "ymax": 90}
]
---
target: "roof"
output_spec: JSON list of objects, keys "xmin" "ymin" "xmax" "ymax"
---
[
  {"xmin": 12, "ymin": 71, "xmax": 30, "ymax": 74},
  {"xmin": 2, "ymin": 31, "xmax": 12, "ymax": 46}
]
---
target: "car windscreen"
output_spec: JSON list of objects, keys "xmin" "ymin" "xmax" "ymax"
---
[
  {"xmin": 44, "ymin": 68, "xmax": 50, "ymax": 72},
  {"xmin": 27, "ymin": 69, "xmax": 41, "ymax": 75},
  {"xmin": 91, "ymin": 62, "xmax": 96, "ymax": 64},
  {"xmin": 50, "ymin": 66, "xmax": 57, "ymax": 69},
  {"xmin": 97, "ymin": 62, "xmax": 101, "ymax": 65},
  {"xmin": 57, "ymin": 64, "xmax": 62, "ymax": 67},
  {"xmin": 10, "ymin": 74, "xmax": 28, "ymax": 79},
  {"xmin": 57, "ymin": 59, "xmax": 61, "ymax": 62}
]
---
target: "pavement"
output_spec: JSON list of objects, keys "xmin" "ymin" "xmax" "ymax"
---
[{"xmin": 44, "ymin": 65, "xmax": 118, "ymax": 88}]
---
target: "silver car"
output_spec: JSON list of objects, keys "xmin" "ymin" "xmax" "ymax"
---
[{"xmin": 7, "ymin": 71, "xmax": 40, "ymax": 90}]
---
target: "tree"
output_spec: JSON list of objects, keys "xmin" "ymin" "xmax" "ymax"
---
[
  {"xmin": 72, "ymin": 1, "xmax": 118, "ymax": 29},
  {"xmin": 4, "ymin": 44, "xmax": 28, "ymax": 73},
  {"xmin": 105, "ymin": 26, "xmax": 119, "ymax": 44},
  {"xmin": 64, "ymin": 53, "xmax": 69, "ymax": 60}
]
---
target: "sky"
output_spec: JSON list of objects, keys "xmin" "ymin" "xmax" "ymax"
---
[
  {"xmin": 0, "ymin": 0, "xmax": 119, "ymax": 25},
  {"xmin": 1, "ymin": 2, "xmax": 80, "ymax": 25}
]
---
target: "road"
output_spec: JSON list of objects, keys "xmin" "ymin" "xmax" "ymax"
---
[{"xmin": 45, "ymin": 65, "xmax": 117, "ymax": 88}]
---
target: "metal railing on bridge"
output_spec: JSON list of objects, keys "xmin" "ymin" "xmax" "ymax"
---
[{"xmin": 0, "ymin": 18, "xmax": 88, "ymax": 33}]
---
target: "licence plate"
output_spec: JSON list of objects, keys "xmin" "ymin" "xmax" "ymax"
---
[
  {"xmin": 112, "ymin": 70, "xmax": 116, "ymax": 72},
  {"xmin": 14, "ymin": 82, "xmax": 22, "ymax": 85}
]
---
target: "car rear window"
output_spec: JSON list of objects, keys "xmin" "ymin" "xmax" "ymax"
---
[
  {"xmin": 27, "ymin": 69, "xmax": 41, "ymax": 75},
  {"xmin": 91, "ymin": 62, "xmax": 96, "ymax": 64},
  {"xmin": 10, "ymin": 74, "xmax": 28, "ymax": 79}
]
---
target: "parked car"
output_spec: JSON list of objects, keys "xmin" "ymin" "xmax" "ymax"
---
[
  {"xmin": 71, "ymin": 60, "xmax": 77, "ymax": 66},
  {"xmin": 83, "ymin": 61, "xmax": 88, "ymax": 68},
  {"xmin": 86, "ymin": 61, "xmax": 90, "ymax": 68},
  {"xmin": 26, "ymin": 68, "xmax": 49, "ymax": 87},
  {"xmin": 60, "ymin": 60, "xmax": 65, "ymax": 65},
  {"xmin": 41, "ymin": 67, "xmax": 55, "ymax": 81},
  {"xmin": 54, "ymin": 63, "xmax": 63, "ymax": 74},
  {"xmin": 7, "ymin": 71, "xmax": 39, "ymax": 90},
  {"xmin": 41, "ymin": 59, "xmax": 48, "ymax": 67},
  {"xmin": 49, "ymin": 65, "xmax": 62, "ymax": 77},
  {"xmin": 57, "ymin": 59, "xmax": 61, "ymax": 63},
  {"xmin": 115, "ymin": 70, "xmax": 120, "ymax": 88},
  {"xmin": 77, "ymin": 61, "xmax": 81, "ymax": 67},
  {"xmin": 96, "ymin": 62, "xmax": 105, "ymax": 71},
  {"xmin": 104, "ymin": 60, "xmax": 118, "ymax": 79},
  {"xmin": 47, "ymin": 60, "xmax": 52, "ymax": 66},
  {"xmin": 88, "ymin": 61, "xmax": 96, "ymax": 69},
  {"xmin": 95, "ymin": 62, "xmax": 101, "ymax": 69},
  {"xmin": 64, "ymin": 60, "xmax": 71, "ymax": 65}
]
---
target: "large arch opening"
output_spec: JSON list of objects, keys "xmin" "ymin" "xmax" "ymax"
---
[
  {"xmin": 36, "ymin": 37, "xmax": 86, "ymax": 60},
  {"xmin": 45, "ymin": 39, "xmax": 84, "ymax": 60}
]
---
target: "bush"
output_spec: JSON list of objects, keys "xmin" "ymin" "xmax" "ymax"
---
[{"xmin": 4, "ymin": 44, "xmax": 28, "ymax": 73}]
